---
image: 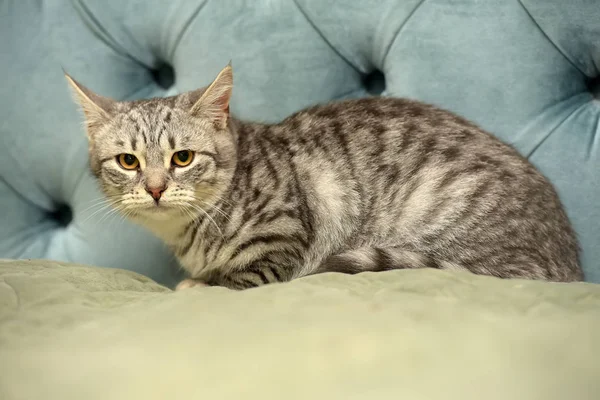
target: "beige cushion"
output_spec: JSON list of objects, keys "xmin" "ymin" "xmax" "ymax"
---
[{"xmin": 1, "ymin": 259, "xmax": 599, "ymax": 400}]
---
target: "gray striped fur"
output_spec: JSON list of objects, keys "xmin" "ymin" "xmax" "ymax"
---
[{"xmin": 67, "ymin": 65, "xmax": 583, "ymax": 290}]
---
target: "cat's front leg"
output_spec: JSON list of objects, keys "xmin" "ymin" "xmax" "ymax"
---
[
  {"xmin": 175, "ymin": 278, "xmax": 209, "ymax": 291},
  {"xmin": 200, "ymin": 261, "xmax": 293, "ymax": 290}
]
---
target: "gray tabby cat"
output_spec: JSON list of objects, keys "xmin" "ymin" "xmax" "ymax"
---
[{"xmin": 66, "ymin": 64, "xmax": 583, "ymax": 290}]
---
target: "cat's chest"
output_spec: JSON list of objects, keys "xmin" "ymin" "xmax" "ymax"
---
[
  {"xmin": 175, "ymin": 237, "xmax": 242, "ymax": 278},
  {"xmin": 140, "ymin": 217, "xmax": 185, "ymax": 243},
  {"xmin": 177, "ymin": 247, "xmax": 207, "ymax": 276}
]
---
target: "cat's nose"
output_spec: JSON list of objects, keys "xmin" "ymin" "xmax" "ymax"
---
[{"xmin": 145, "ymin": 185, "xmax": 167, "ymax": 202}]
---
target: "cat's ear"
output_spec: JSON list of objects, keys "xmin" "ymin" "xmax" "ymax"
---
[
  {"xmin": 64, "ymin": 73, "xmax": 115, "ymax": 135},
  {"xmin": 189, "ymin": 63, "xmax": 233, "ymax": 129}
]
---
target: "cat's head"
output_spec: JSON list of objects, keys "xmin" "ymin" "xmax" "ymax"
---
[{"xmin": 66, "ymin": 64, "xmax": 237, "ymax": 222}]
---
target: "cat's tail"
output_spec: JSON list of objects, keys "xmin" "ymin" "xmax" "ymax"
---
[{"xmin": 313, "ymin": 247, "xmax": 464, "ymax": 275}]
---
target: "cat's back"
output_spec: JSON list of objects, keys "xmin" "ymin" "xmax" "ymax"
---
[
  {"xmin": 276, "ymin": 97, "xmax": 562, "ymax": 218},
  {"xmin": 281, "ymin": 97, "xmax": 491, "ymax": 142},
  {"xmin": 286, "ymin": 96, "xmax": 452, "ymax": 123},
  {"xmin": 276, "ymin": 96, "xmax": 523, "ymax": 164}
]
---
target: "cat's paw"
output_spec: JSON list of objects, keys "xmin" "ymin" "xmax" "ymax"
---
[{"xmin": 175, "ymin": 278, "xmax": 209, "ymax": 291}]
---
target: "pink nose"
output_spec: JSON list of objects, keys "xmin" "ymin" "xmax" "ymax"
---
[{"xmin": 145, "ymin": 186, "xmax": 166, "ymax": 201}]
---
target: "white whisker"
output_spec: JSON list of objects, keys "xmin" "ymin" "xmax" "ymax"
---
[
  {"xmin": 186, "ymin": 203, "xmax": 223, "ymax": 237},
  {"xmin": 78, "ymin": 196, "xmax": 121, "ymax": 215},
  {"xmin": 80, "ymin": 198, "xmax": 125, "ymax": 225},
  {"xmin": 97, "ymin": 203, "xmax": 125, "ymax": 226},
  {"xmin": 81, "ymin": 204, "xmax": 112, "ymax": 224},
  {"xmin": 196, "ymin": 199, "xmax": 232, "ymax": 222},
  {"xmin": 195, "ymin": 191, "xmax": 234, "ymax": 207}
]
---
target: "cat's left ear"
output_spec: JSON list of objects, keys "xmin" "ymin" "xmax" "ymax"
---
[
  {"xmin": 189, "ymin": 63, "xmax": 233, "ymax": 129},
  {"xmin": 64, "ymin": 73, "xmax": 115, "ymax": 136}
]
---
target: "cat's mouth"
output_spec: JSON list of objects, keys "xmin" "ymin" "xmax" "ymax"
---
[
  {"xmin": 145, "ymin": 202, "xmax": 172, "ymax": 210},
  {"xmin": 127, "ymin": 202, "xmax": 179, "ymax": 220},
  {"xmin": 144, "ymin": 202, "xmax": 200, "ymax": 216},
  {"xmin": 129, "ymin": 201, "xmax": 173, "ymax": 213},
  {"xmin": 119, "ymin": 197, "xmax": 193, "ymax": 216}
]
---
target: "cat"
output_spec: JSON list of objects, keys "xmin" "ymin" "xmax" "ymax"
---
[{"xmin": 65, "ymin": 64, "xmax": 583, "ymax": 290}]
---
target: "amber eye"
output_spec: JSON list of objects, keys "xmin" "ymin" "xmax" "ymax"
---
[
  {"xmin": 172, "ymin": 150, "xmax": 194, "ymax": 167},
  {"xmin": 117, "ymin": 154, "xmax": 139, "ymax": 170}
]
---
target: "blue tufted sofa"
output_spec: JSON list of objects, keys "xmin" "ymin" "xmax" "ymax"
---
[{"xmin": 1, "ymin": 0, "xmax": 599, "ymax": 286}]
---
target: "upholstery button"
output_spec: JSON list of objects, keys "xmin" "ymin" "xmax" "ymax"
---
[
  {"xmin": 362, "ymin": 70, "xmax": 386, "ymax": 95},
  {"xmin": 49, "ymin": 204, "xmax": 73, "ymax": 228},
  {"xmin": 152, "ymin": 63, "xmax": 175, "ymax": 90},
  {"xmin": 586, "ymin": 76, "xmax": 600, "ymax": 100}
]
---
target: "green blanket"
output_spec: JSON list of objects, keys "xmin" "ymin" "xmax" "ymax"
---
[{"xmin": 1, "ymin": 259, "xmax": 599, "ymax": 399}]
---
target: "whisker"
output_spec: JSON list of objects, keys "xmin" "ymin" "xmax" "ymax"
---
[
  {"xmin": 196, "ymin": 199, "xmax": 232, "ymax": 222},
  {"xmin": 185, "ymin": 204, "xmax": 205, "ymax": 227},
  {"xmin": 97, "ymin": 203, "xmax": 125, "ymax": 226},
  {"xmin": 179, "ymin": 205, "xmax": 198, "ymax": 227},
  {"xmin": 79, "ymin": 195, "xmax": 128, "ymax": 222},
  {"xmin": 80, "ymin": 202, "xmax": 119, "ymax": 225},
  {"xmin": 80, "ymin": 194, "xmax": 123, "ymax": 207},
  {"xmin": 119, "ymin": 207, "xmax": 137, "ymax": 226},
  {"xmin": 186, "ymin": 203, "xmax": 223, "ymax": 237},
  {"xmin": 194, "ymin": 191, "xmax": 234, "ymax": 207},
  {"xmin": 78, "ymin": 197, "xmax": 121, "ymax": 215},
  {"xmin": 111, "ymin": 205, "xmax": 133, "ymax": 228}
]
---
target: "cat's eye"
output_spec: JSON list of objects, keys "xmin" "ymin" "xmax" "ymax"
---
[
  {"xmin": 172, "ymin": 150, "xmax": 194, "ymax": 167},
  {"xmin": 117, "ymin": 153, "xmax": 139, "ymax": 170}
]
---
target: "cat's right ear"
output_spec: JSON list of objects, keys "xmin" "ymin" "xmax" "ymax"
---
[
  {"xmin": 188, "ymin": 63, "xmax": 233, "ymax": 129},
  {"xmin": 64, "ymin": 73, "xmax": 115, "ymax": 136}
]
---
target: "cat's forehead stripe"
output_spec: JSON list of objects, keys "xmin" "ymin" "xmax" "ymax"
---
[
  {"xmin": 119, "ymin": 103, "xmax": 180, "ymax": 149},
  {"xmin": 128, "ymin": 110, "xmax": 148, "ymax": 144}
]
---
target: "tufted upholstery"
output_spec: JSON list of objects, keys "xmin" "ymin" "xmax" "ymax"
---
[{"xmin": 1, "ymin": 0, "xmax": 598, "ymax": 286}]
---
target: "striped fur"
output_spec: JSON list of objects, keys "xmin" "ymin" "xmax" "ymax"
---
[{"xmin": 67, "ymin": 65, "xmax": 583, "ymax": 290}]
